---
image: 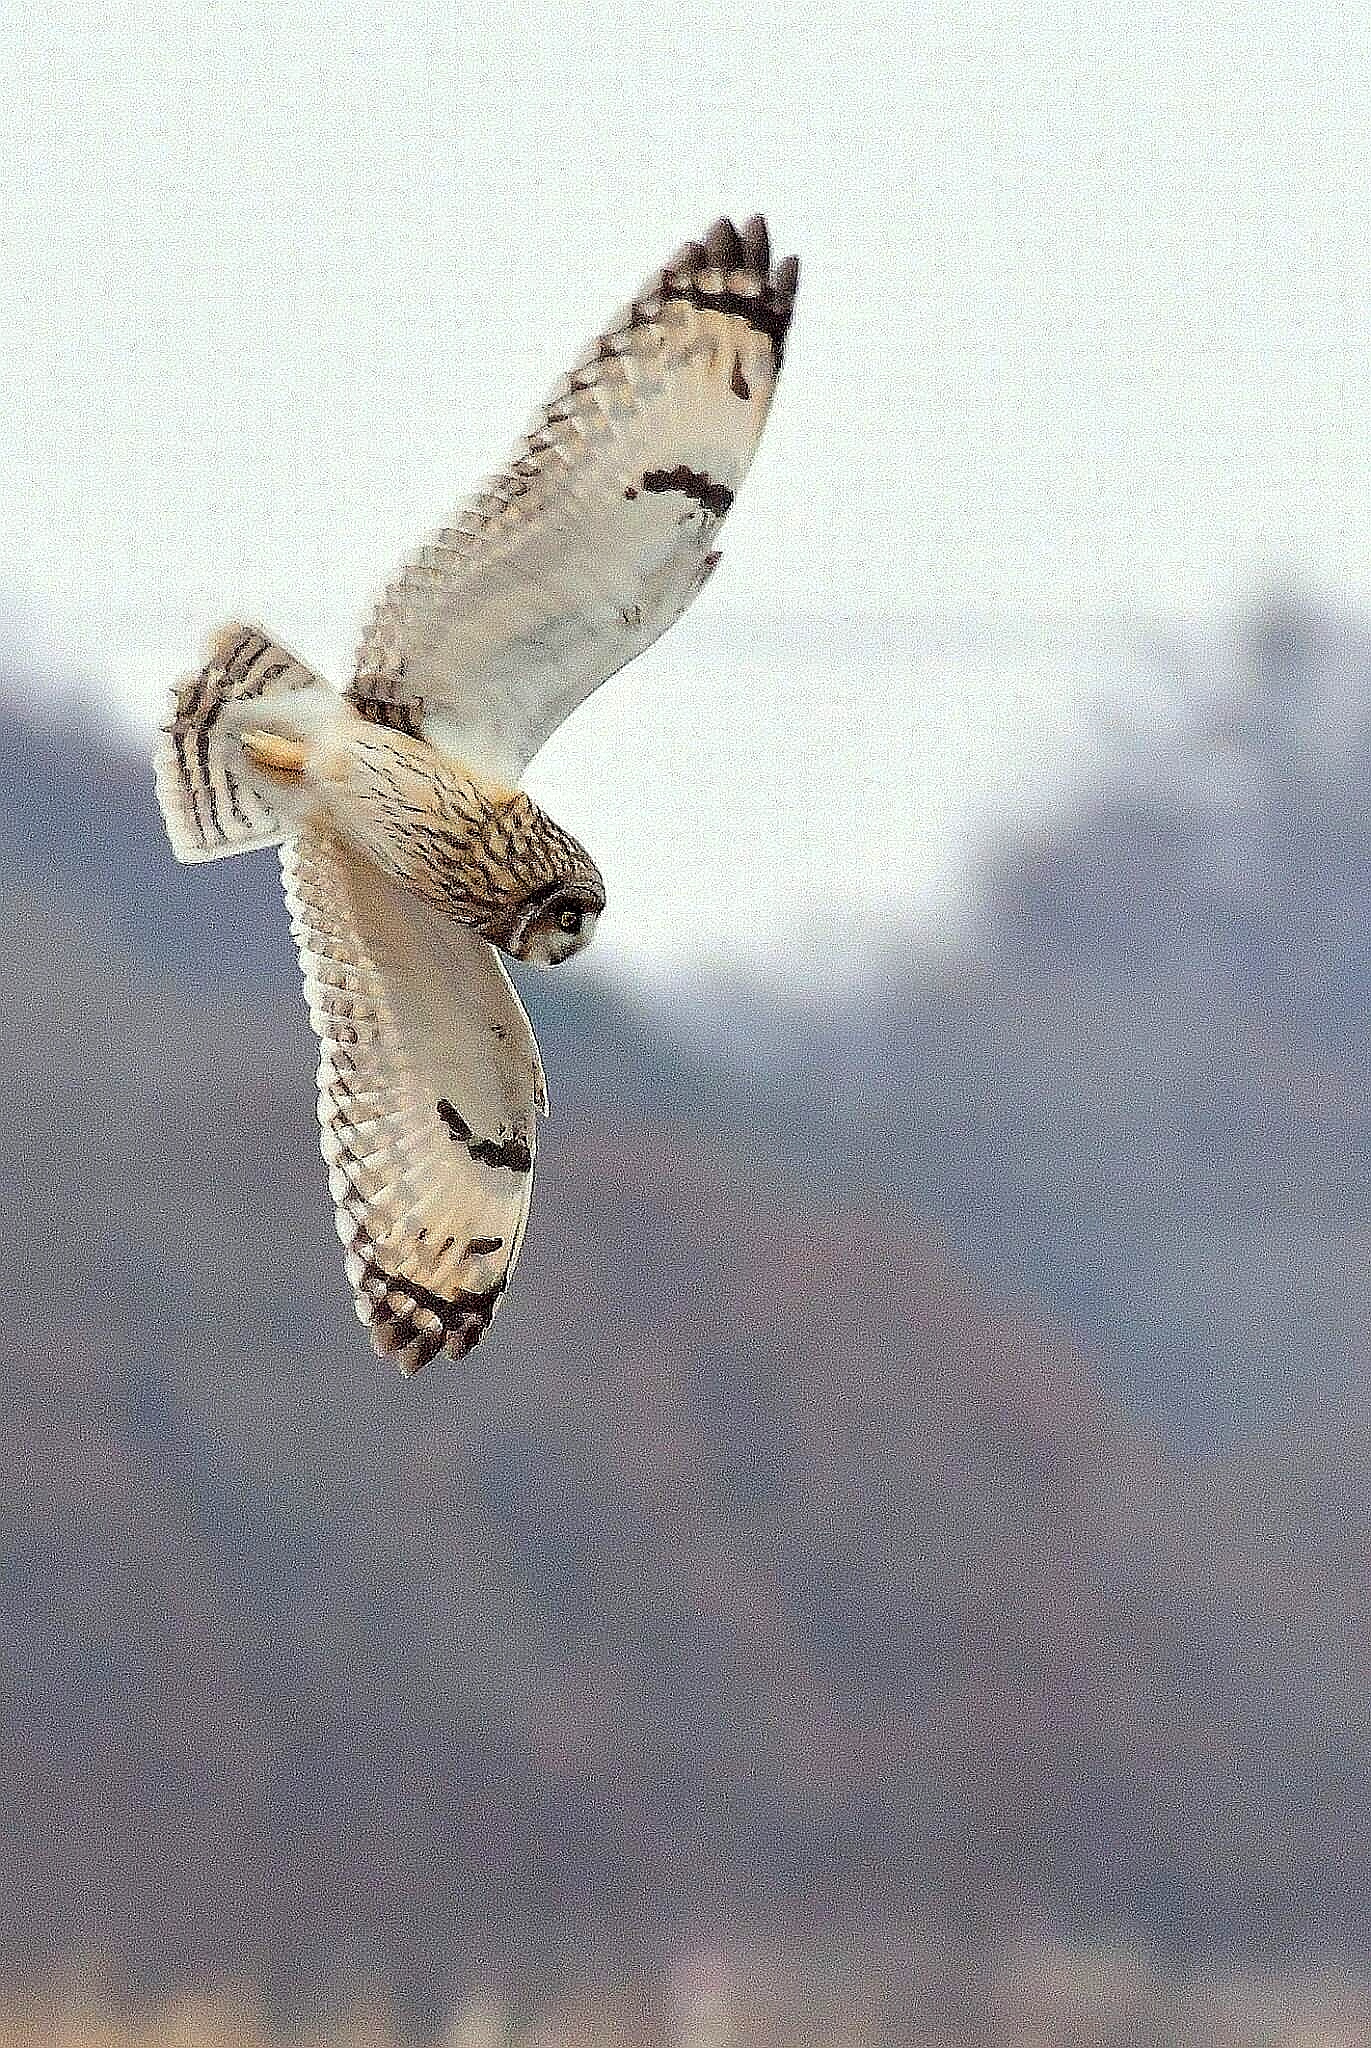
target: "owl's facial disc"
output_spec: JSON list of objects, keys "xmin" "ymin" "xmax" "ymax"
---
[{"xmin": 496, "ymin": 882, "xmax": 605, "ymax": 966}]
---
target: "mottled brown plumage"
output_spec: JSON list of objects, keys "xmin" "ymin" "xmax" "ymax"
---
[{"xmin": 319, "ymin": 722, "xmax": 606, "ymax": 945}]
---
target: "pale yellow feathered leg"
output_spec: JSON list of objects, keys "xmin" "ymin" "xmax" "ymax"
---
[{"xmin": 240, "ymin": 728, "xmax": 309, "ymax": 781}]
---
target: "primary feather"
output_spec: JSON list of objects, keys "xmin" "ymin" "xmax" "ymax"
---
[
  {"xmin": 282, "ymin": 826, "xmax": 545, "ymax": 1375},
  {"xmin": 350, "ymin": 215, "xmax": 799, "ymax": 784}
]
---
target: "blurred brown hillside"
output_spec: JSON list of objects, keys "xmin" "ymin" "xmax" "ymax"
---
[{"xmin": 4, "ymin": 621, "xmax": 1371, "ymax": 2027}]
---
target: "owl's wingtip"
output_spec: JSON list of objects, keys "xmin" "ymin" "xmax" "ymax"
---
[{"xmin": 663, "ymin": 214, "xmax": 800, "ymax": 357}]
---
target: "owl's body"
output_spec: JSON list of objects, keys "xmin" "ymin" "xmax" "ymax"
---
[
  {"xmin": 154, "ymin": 216, "xmax": 798, "ymax": 1373},
  {"xmin": 176, "ymin": 674, "xmax": 606, "ymax": 953}
]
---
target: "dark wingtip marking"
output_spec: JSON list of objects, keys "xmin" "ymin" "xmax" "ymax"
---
[
  {"xmin": 641, "ymin": 465, "xmax": 734, "ymax": 520},
  {"xmin": 465, "ymin": 1236, "xmax": 504, "ymax": 1258},
  {"xmin": 705, "ymin": 217, "xmax": 744, "ymax": 269},
  {"xmin": 740, "ymin": 215, "xmax": 770, "ymax": 272},
  {"xmin": 353, "ymin": 1235, "xmax": 507, "ymax": 1373},
  {"xmin": 647, "ymin": 225, "xmax": 799, "ymax": 362}
]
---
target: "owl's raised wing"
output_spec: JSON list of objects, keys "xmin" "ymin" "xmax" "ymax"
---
[
  {"xmin": 349, "ymin": 215, "xmax": 798, "ymax": 783},
  {"xmin": 280, "ymin": 824, "xmax": 546, "ymax": 1375}
]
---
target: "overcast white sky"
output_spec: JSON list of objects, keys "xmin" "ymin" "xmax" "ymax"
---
[{"xmin": 2, "ymin": 1, "xmax": 1369, "ymax": 983}]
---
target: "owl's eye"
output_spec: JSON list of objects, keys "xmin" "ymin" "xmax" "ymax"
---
[{"xmin": 557, "ymin": 906, "xmax": 582, "ymax": 935}]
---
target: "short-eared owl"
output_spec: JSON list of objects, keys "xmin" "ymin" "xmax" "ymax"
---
[{"xmin": 155, "ymin": 216, "xmax": 798, "ymax": 1374}]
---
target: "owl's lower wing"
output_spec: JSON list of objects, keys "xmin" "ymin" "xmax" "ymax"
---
[
  {"xmin": 349, "ymin": 215, "xmax": 798, "ymax": 784},
  {"xmin": 280, "ymin": 825, "xmax": 547, "ymax": 1375}
]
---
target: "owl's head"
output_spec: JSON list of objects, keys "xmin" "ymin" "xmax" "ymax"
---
[
  {"xmin": 498, "ymin": 879, "xmax": 605, "ymax": 966},
  {"xmin": 472, "ymin": 791, "xmax": 607, "ymax": 966}
]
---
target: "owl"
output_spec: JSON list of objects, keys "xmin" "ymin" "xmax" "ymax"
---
[{"xmin": 154, "ymin": 215, "xmax": 798, "ymax": 1374}]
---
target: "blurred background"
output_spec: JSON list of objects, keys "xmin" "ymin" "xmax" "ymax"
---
[{"xmin": 4, "ymin": 3, "xmax": 1371, "ymax": 2043}]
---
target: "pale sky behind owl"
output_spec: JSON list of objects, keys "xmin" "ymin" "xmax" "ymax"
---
[{"xmin": 2, "ymin": 0, "xmax": 1368, "ymax": 987}]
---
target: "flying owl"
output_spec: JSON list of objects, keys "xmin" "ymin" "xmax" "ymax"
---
[{"xmin": 154, "ymin": 215, "xmax": 798, "ymax": 1375}]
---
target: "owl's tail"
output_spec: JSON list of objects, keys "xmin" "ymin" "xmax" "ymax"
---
[{"xmin": 154, "ymin": 624, "xmax": 333, "ymax": 862}]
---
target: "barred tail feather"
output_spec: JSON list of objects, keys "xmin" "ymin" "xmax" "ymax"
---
[{"xmin": 154, "ymin": 624, "xmax": 327, "ymax": 863}]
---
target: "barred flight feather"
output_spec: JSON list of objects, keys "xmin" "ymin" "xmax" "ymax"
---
[
  {"xmin": 280, "ymin": 825, "xmax": 544, "ymax": 1374},
  {"xmin": 349, "ymin": 215, "xmax": 798, "ymax": 784}
]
